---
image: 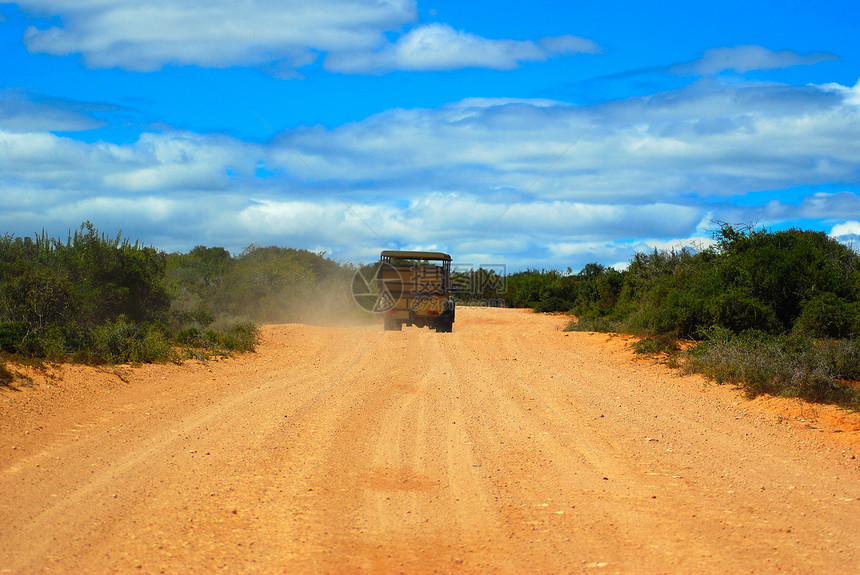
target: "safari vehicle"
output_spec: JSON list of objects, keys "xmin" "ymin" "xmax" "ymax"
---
[{"xmin": 377, "ymin": 250, "xmax": 455, "ymax": 332}]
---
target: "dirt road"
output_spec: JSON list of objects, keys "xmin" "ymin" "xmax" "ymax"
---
[{"xmin": 2, "ymin": 308, "xmax": 859, "ymax": 574}]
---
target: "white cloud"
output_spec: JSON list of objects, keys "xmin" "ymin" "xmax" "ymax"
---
[
  {"xmin": 0, "ymin": 128, "xmax": 262, "ymax": 192},
  {"xmin": 2, "ymin": 77, "xmax": 860, "ymax": 267},
  {"xmin": 820, "ymin": 78, "xmax": 860, "ymax": 106},
  {"xmin": 224, "ymin": 194, "xmax": 703, "ymax": 268},
  {"xmin": 830, "ymin": 220, "xmax": 860, "ymax": 252},
  {"xmin": 544, "ymin": 234, "xmax": 717, "ymax": 273},
  {"xmin": 15, "ymin": 1, "xmax": 596, "ymax": 74},
  {"xmin": 48, "ymin": 196, "xmax": 177, "ymax": 224},
  {"xmin": 830, "ymin": 220, "xmax": 860, "ymax": 237},
  {"xmin": 325, "ymin": 24, "xmax": 597, "ymax": 73},
  {"xmin": 269, "ymin": 79, "xmax": 860, "ymax": 204},
  {"xmin": 696, "ymin": 191, "xmax": 860, "ymax": 230},
  {"xmin": 675, "ymin": 45, "xmax": 837, "ymax": 76},
  {"xmin": 18, "ymin": 0, "xmax": 417, "ymax": 71},
  {"xmin": 103, "ymin": 132, "xmax": 261, "ymax": 192},
  {"xmin": 767, "ymin": 192, "xmax": 860, "ymax": 220}
]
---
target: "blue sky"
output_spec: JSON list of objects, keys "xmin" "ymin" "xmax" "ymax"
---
[{"xmin": 2, "ymin": 0, "xmax": 860, "ymax": 270}]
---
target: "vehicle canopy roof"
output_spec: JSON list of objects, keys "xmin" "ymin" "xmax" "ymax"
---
[{"xmin": 380, "ymin": 250, "xmax": 451, "ymax": 262}]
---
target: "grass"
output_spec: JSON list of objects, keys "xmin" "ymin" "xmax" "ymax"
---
[
  {"xmin": 566, "ymin": 318, "xmax": 860, "ymax": 410},
  {"xmin": 0, "ymin": 357, "xmax": 32, "ymax": 388},
  {"xmin": 176, "ymin": 321, "xmax": 260, "ymax": 357},
  {"xmin": 0, "ymin": 319, "xmax": 261, "ymax": 367},
  {"xmin": 89, "ymin": 319, "xmax": 177, "ymax": 363},
  {"xmin": 685, "ymin": 331, "xmax": 860, "ymax": 410},
  {"xmin": 0, "ymin": 361, "xmax": 13, "ymax": 387},
  {"xmin": 632, "ymin": 334, "xmax": 680, "ymax": 355},
  {"xmin": 632, "ymin": 334, "xmax": 682, "ymax": 368}
]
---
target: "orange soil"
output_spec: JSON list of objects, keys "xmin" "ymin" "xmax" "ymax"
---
[{"xmin": 1, "ymin": 308, "xmax": 858, "ymax": 573}]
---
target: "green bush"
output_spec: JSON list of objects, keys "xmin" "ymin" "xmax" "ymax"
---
[
  {"xmin": 3, "ymin": 268, "xmax": 77, "ymax": 330},
  {"xmin": 176, "ymin": 327, "xmax": 205, "ymax": 346},
  {"xmin": 222, "ymin": 321, "xmax": 260, "ymax": 352},
  {"xmin": 201, "ymin": 321, "xmax": 260, "ymax": 353},
  {"xmin": 793, "ymin": 293, "xmax": 858, "ymax": 338},
  {"xmin": 165, "ymin": 243, "xmax": 359, "ymax": 328},
  {"xmin": 536, "ymin": 227, "xmax": 860, "ymax": 342},
  {"xmin": 0, "ymin": 224, "xmax": 288, "ymax": 364},
  {"xmin": 0, "ymin": 223, "xmax": 172, "ymax": 360},
  {"xmin": 90, "ymin": 319, "xmax": 176, "ymax": 363},
  {"xmin": 0, "ymin": 322, "xmax": 29, "ymax": 354},
  {"xmin": 633, "ymin": 334, "xmax": 679, "ymax": 355},
  {"xmin": 544, "ymin": 227, "xmax": 860, "ymax": 408},
  {"xmin": 710, "ymin": 289, "xmax": 781, "ymax": 334}
]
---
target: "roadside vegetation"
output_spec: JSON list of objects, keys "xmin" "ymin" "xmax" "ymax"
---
[
  {"xmin": 504, "ymin": 225, "xmax": 860, "ymax": 410},
  {"xmin": 5, "ymin": 221, "xmax": 860, "ymax": 408},
  {"xmin": 166, "ymin": 244, "xmax": 361, "ymax": 330},
  {"xmin": 0, "ymin": 361, "xmax": 14, "ymax": 386},
  {"xmin": 0, "ymin": 222, "xmax": 359, "ymax": 375}
]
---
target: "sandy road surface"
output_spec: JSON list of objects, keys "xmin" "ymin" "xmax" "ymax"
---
[{"xmin": 2, "ymin": 308, "xmax": 859, "ymax": 574}]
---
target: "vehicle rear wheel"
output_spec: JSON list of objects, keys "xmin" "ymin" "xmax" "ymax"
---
[
  {"xmin": 384, "ymin": 317, "xmax": 402, "ymax": 331},
  {"xmin": 436, "ymin": 317, "xmax": 453, "ymax": 333}
]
